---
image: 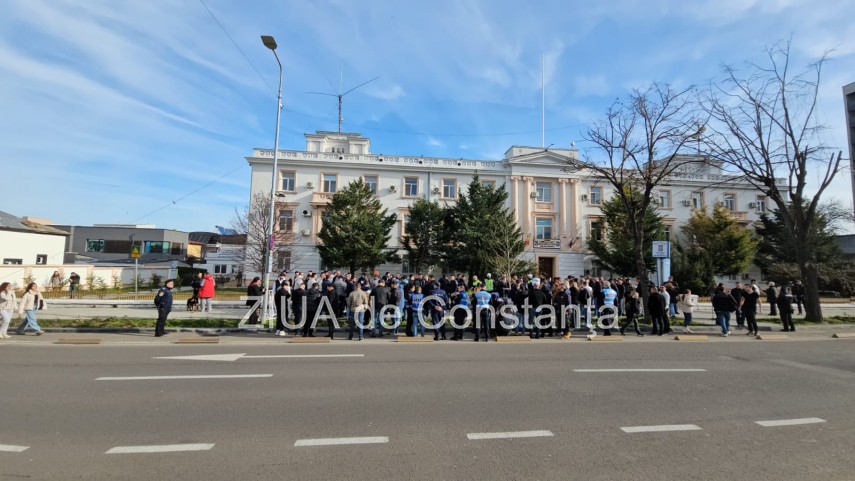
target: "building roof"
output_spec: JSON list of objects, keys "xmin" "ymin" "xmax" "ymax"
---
[
  {"xmin": 188, "ymin": 232, "xmax": 246, "ymax": 245},
  {"xmin": 0, "ymin": 211, "xmax": 69, "ymax": 236}
]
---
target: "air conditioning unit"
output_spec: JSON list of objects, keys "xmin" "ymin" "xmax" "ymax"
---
[
  {"xmin": 300, "ymin": 229, "xmax": 311, "ymax": 236},
  {"xmin": 306, "ymin": 181, "xmax": 315, "ymax": 189},
  {"xmin": 717, "ymin": 201, "xmax": 726, "ymax": 207},
  {"xmin": 389, "ymin": 185, "xmax": 397, "ymax": 193},
  {"xmin": 530, "ymin": 192, "xmax": 538, "ymax": 198},
  {"xmin": 748, "ymin": 202, "xmax": 757, "ymax": 208},
  {"xmin": 682, "ymin": 200, "xmax": 692, "ymax": 206},
  {"xmin": 301, "ymin": 210, "xmax": 312, "ymax": 217},
  {"xmin": 581, "ymin": 194, "xmax": 588, "ymax": 202},
  {"xmin": 432, "ymin": 187, "xmax": 441, "ymax": 195}
]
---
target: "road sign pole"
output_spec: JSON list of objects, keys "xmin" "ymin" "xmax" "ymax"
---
[{"xmin": 135, "ymin": 258, "xmax": 138, "ymax": 295}]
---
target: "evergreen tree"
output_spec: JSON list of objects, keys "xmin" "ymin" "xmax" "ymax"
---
[
  {"xmin": 680, "ymin": 205, "xmax": 757, "ymax": 277},
  {"xmin": 317, "ymin": 179, "xmax": 399, "ymax": 273},
  {"xmin": 444, "ymin": 173, "xmax": 524, "ymax": 276},
  {"xmin": 401, "ymin": 198, "xmax": 446, "ymax": 273},
  {"xmin": 588, "ymin": 186, "xmax": 663, "ymax": 276}
]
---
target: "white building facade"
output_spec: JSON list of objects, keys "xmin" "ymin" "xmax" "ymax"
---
[{"xmin": 245, "ymin": 131, "xmax": 771, "ymax": 281}]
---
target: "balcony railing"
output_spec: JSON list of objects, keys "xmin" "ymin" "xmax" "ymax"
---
[
  {"xmin": 726, "ymin": 210, "xmax": 749, "ymax": 221},
  {"xmin": 533, "ymin": 238, "xmax": 561, "ymax": 249}
]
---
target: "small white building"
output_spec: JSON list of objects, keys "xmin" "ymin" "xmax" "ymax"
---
[
  {"xmin": 0, "ymin": 211, "xmax": 68, "ymax": 266},
  {"xmin": 245, "ymin": 131, "xmax": 776, "ymax": 281}
]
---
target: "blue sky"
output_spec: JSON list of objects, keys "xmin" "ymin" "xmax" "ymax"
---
[{"xmin": 2, "ymin": 0, "xmax": 854, "ymax": 232}]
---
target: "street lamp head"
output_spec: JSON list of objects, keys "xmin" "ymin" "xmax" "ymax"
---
[{"xmin": 261, "ymin": 35, "xmax": 278, "ymax": 50}]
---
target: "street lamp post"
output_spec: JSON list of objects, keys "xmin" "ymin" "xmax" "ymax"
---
[{"xmin": 260, "ymin": 35, "xmax": 282, "ymax": 332}]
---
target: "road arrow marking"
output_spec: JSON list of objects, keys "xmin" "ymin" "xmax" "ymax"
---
[{"xmin": 154, "ymin": 354, "xmax": 364, "ymax": 362}]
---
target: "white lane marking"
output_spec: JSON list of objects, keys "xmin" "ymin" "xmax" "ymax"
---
[
  {"xmin": 294, "ymin": 437, "xmax": 388, "ymax": 447},
  {"xmin": 106, "ymin": 443, "xmax": 215, "ymax": 454},
  {"xmin": 154, "ymin": 354, "xmax": 365, "ymax": 362},
  {"xmin": 621, "ymin": 424, "xmax": 702, "ymax": 433},
  {"xmin": 755, "ymin": 418, "xmax": 826, "ymax": 427},
  {"xmin": 244, "ymin": 354, "xmax": 364, "ymax": 359},
  {"xmin": 96, "ymin": 374, "xmax": 273, "ymax": 381},
  {"xmin": 574, "ymin": 369, "xmax": 707, "ymax": 372},
  {"xmin": 467, "ymin": 430, "xmax": 554, "ymax": 440},
  {"xmin": 0, "ymin": 444, "xmax": 30, "ymax": 452}
]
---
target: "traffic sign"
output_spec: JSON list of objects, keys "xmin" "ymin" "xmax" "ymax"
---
[
  {"xmin": 652, "ymin": 241, "xmax": 670, "ymax": 258},
  {"xmin": 130, "ymin": 246, "xmax": 141, "ymax": 259}
]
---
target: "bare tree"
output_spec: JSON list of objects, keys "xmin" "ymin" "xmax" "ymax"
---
[
  {"xmin": 230, "ymin": 192, "xmax": 301, "ymax": 275},
  {"xmin": 565, "ymin": 83, "xmax": 704, "ymax": 300},
  {"xmin": 487, "ymin": 228, "xmax": 536, "ymax": 280},
  {"xmin": 702, "ymin": 41, "xmax": 843, "ymax": 321}
]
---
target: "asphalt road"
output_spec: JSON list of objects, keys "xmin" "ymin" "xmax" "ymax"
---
[{"xmin": 1, "ymin": 338, "xmax": 854, "ymax": 480}]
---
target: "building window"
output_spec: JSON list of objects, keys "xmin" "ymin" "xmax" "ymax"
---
[
  {"xmin": 663, "ymin": 226, "xmax": 671, "ymax": 242},
  {"xmin": 280, "ymin": 171, "xmax": 296, "ymax": 192},
  {"xmin": 590, "ymin": 187, "xmax": 602, "ymax": 205},
  {"xmin": 723, "ymin": 193, "xmax": 735, "ymax": 211},
  {"xmin": 481, "ymin": 180, "xmax": 496, "ymax": 189},
  {"xmin": 536, "ymin": 182, "xmax": 552, "ymax": 203},
  {"xmin": 144, "ymin": 241, "xmax": 171, "ymax": 254},
  {"xmin": 2, "ymin": 259, "xmax": 22, "ymax": 265},
  {"xmin": 276, "ymin": 250, "xmax": 291, "ymax": 272},
  {"xmin": 278, "ymin": 209, "xmax": 294, "ymax": 232},
  {"xmin": 404, "ymin": 177, "xmax": 419, "ymax": 197},
  {"xmin": 658, "ymin": 190, "xmax": 672, "ymax": 209},
  {"xmin": 691, "ymin": 191, "xmax": 704, "ymax": 210},
  {"xmin": 214, "ymin": 265, "xmax": 228, "ymax": 274},
  {"xmin": 590, "ymin": 220, "xmax": 604, "ymax": 241},
  {"xmin": 170, "ymin": 243, "xmax": 184, "ymax": 255},
  {"xmin": 322, "ymin": 174, "xmax": 337, "ymax": 193},
  {"xmin": 442, "ymin": 178, "xmax": 457, "ymax": 199},
  {"xmin": 755, "ymin": 195, "xmax": 766, "ymax": 213},
  {"xmin": 35, "ymin": 254, "xmax": 47, "ymax": 265},
  {"xmin": 86, "ymin": 239, "xmax": 105, "ymax": 253},
  {"xmin": 363, "ymin": 175, "xmax": 378, "ymax": 195},
  {"xmin": 535, "ymin": 218, "xmax": 553, "ymax": 240}
]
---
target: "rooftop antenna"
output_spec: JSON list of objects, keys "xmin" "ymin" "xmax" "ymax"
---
[{"xmin": 308, "ymin": 61, "xmax": 380, "ymax": 133}]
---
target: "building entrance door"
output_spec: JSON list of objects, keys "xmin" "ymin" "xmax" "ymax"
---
[{"xmin": 537, "ymin": 257, "xmax": 555, "ymax": 279}]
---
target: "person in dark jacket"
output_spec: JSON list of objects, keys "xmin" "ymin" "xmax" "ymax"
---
[
  {"xmin": 290, "ymin": 282, "xmax": 306, "ymax": 329},
  {"xmin": 302, "ymin": 284, "xmax": 322, "ymax": 337},
  {"xmin": 154, "ymin": 279, "xmax": 175, "ymax": 337},
  {"xmin": 449, "ymin": 283, "xmax": 469, "ymax": 340},
  {"xmin": 647, "ymin": 286, "xmax": 667, "ymax": 335},
  {"xmin": 791, "ymin": 280, "xmax": 805, "ymax": 315},
  {"xmin": 711, "ymin": 283, "xmax": 739, "ymax": 337},
  {"xmin": 777, "ymin": 286, "xmax": 795, "ymax": 332},
  {"xmin": 740, "ymin": 285, "xmax": 761, "ymax": 336},
  {"xmin": 370, "ymin": 280, "xmax": 390, "ymax": 337},
  {"xmin": 427, "ymin": 282, "xmax": 449, "ymax": 340},
  {"xmin": 528, "ymin": 278, "xmax": 550, "ymax": 339},
  {"xmin": 730, "ymin": 282, "xmax": 745, "ymax": 328},
  {"xmin": 323, "ymin": 283, "xmax": 339, "ymax": 338},
  {"xmin": 511, "ymin": 280, "xmax": 528, "ymax": 335},
  {"xmin": 619, "ymin": 290, "xmax": 644, "ymax": 336},
  {"xmin": 245, "ymin": 277, "xmax": 264, "ymax": 325},
  {"xmin": 765, "ymin": 282, "xmax": 778, "ymax": 316},
  {"xmin": 274, "ymin": 280, "xmax": 291, "ymax": 336}
]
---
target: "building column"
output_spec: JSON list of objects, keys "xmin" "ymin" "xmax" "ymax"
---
[
  {"xmin": 569, "ymin": 179, "xmax": 579, "ymax": 247},
  {"xmin": 558, "ymin": 178, "xmax": 568, "ymax": 248},
  {"xmin": 510, "ymin": 176, "xmax": 520, "ymax": 224},
  {"xmin": 522, "ymin": 177, "xmax": 533, "ymax": 239}
]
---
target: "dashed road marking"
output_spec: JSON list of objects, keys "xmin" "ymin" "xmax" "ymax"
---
[
  {"xmin": 755, "ymin": 418, "xmax": 826, "ymax": 427},
  {"xmin": 106, "ymin": 443, "xmax": 215, "ymax": 454},
  {"xmin": 574, "ymin": 369, "xmax": 707, "ymax": 373},
  {"xmin": 294, "ymin": 437, "xmax": 389, "ymax": 447},
  {"xmin": 0, "ymin": 444, "xmax": 30, "ymax": 452},
  {"xmin": 466, "ymin": 430, "xmax": 554, "ymax": 440},
  {"xmin": 621, "ymin": 424, "xmax": 702, "ymax": 433},
  {"xmin": 96, "ymin": 374, "xmax": 273, "ymax": 381}
]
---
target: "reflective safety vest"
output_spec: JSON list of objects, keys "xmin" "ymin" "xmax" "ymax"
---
[{"xmin": 485, "ymin": 278, "xmax": 494, "ymax": 291}]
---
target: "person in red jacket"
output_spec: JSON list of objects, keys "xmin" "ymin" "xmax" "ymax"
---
[{"xmin": 198, "ymin": 272, "xmax": 216, "ymax": 313}]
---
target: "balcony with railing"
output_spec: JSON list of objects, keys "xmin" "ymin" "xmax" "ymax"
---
[
  {"xmin": 725, "ymin": 210, "xmax": 750, "ymax": 222},
  {"xmin": 533, "ymin": 238, "xmax": 561, "ymax": 249},
  {"xmin": 310, "ymin": 192, "xmax": 335, "ymax": 205}
]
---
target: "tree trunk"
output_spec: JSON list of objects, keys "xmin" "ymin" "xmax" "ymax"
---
[{"xmin": 802, "ymin": 263, "xmax": 823, "ymax": 322}]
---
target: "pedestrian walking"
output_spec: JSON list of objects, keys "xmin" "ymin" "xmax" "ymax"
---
[
  {"xmin": 191, "ymin": 272, "xmax": 203, "ymax": 304},
  {"xmin": 68, "ymin": 272, "xmax": 80, "ymax": 299},
  {"xmin": 153, "ymin": 279, "xmax": 174, "ymax": 337},
  {"xmin": 730, "ymin": 282, "xmax": 745, "ymax": 328},
  {"xmin": 777, "ymin": 286, "xmax": 796, "ymax": 332},
  {"xmin": 0, "ymin": 282, "xmax": 18, "ymax": 339},
  {"xmin": 711, "ymin": 284, "xmax": 738, "ymax": 337},
  {"xmin": 677, "ymin": 289, "xmax": 696, "ymax": 334},
  {"xmin": 15, "ymin": 282, "xmax": 45, "ymax": 336},
  {"xmin": 791, "ymin": 280, "xmax": 805, "ymax": 315},
  {"xmin": 618, "ymin": 291, "xmax": 644, "ymax": 336},
  {"xmin": 740, "ymin": 285, "xmax": 761, "ymax": 336},
  {"xmin": 199, "ymin": 272, "xmax": 215, "ymax": 313}
]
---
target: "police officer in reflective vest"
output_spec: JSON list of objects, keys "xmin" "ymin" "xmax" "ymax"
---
[{"xmin": 154, "ymin": 279, "xmax": 174, "ymax": 337}]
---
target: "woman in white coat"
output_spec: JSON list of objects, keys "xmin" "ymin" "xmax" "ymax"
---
[
  {"xmin": 677, "ymin": 289, "xmax": 697, "ymax": 334},
  {"xmin": 0, "ymin": 282, "xmax": 17, "ymax": 339},
  {"xmin": 16, "ymin": 282, "xmax": 44, "ymax": 336}
]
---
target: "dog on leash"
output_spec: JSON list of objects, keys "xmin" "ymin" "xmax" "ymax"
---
[{"xmin": 186, "ymin": 296, "xmax": 200, "ymax": 312}]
